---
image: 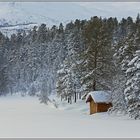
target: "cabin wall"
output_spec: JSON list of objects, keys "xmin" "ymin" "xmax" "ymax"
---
[
  {"xmin": 90, "ymin": 100, "xmax": 97, "ymax": 115},
  {"xmin": 97, "ymin": 103, "xmax": 112, "ymax": 112},
  {"xmin": 87, "ymin": 96, "xmax": 112, "ymax": 114}
]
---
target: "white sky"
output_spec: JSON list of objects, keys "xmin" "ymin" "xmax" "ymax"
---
[
  {"xmin": 76, "ymin": 2, "xmax": 140, "ymax": 19},
  {"xmin": 0, "ymin": 2, "xmax": 140, "ymax": 24}
]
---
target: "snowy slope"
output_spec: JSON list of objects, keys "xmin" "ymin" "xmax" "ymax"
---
[
  {"xmin": 0, "ymin": 95, "xmax": 139, "ymax": 138},
  {"xmin": 0, "ymin": 23, "xmax": 37, "ymax": 37},
  {"xmin": 0, "ymin": 2, "xmax": 93, "ymax": 26},
  {"xmin": 0, "ymin": 2, "xmax": 93, "ymax": 36}
]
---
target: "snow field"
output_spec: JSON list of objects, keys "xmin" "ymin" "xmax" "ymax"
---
[{"xmin": 0, "ymin": 95, "xmax": 139, "ymax": 138}]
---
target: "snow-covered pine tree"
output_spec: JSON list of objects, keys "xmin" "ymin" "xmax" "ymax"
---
[
  {"xmin": 109, "ymin": 65, "xmax": 127, "ymax": 114},
  {"xmin": 37, "ymin": 24, "xmax": 47, "ymax": 43},
  {"xmin": 111, "ymin": 31, "xmax": 136, "ymax": 114},
  {"xmin": 125, "ymin": 50, "xmax": 140, "ymax": 119},
  {"xmin": 80, "ymin": 17, "xmax": 115, "ymax": 94},
  {"xmin": 56, "ymin": 20, "xmax": 85, "ymax": 103},
  {"xmin": 66, "ymin": 20, "xmax": 86, "ymax": 102},
  {"xmin": 56, "ymin": 57, "xmax": 75, "ymax": 103},
  {"xmin": 56, "ymin": 65, "xmax": 67, "ymax": 101}
]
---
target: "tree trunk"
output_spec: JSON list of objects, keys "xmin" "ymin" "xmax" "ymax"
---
[
  {"xmin": 93, "ymin": 46, "xmax": 97, "ymax": 91},
  {"xmin": 93, "ymin": 80, "xmax": 96, "ymax": 91},
  {"xmin": 74, "ymin": 91, "xmax": 77, "ymax": 103},
  {"xmin": 70, "ymin": 96, "xmax": 72, "ymax": 104}
]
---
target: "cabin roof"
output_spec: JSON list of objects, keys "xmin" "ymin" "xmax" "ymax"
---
[{"xmin": 86, "ymin": 91, "xmax": 111, "ymax": 103}]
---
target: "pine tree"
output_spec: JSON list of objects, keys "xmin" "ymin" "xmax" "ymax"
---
[
  {"xmin": 37, "ymin": 24, "xmax": 47, "ymax": 43},
  {"xmin": 80, "ymin": 16, "xmax": 115, "ymax": 93},
  {"xmin": 125, "ymin": 50, "xmax": 140, "ymax": 119}
]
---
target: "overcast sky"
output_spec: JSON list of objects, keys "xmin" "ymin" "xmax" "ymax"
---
[
  {"xmin": 76, "ymin": 2, "xmax": 140, "ymax": 19},
  {"xmin": 0, "ymin": 2, "xmax": 140, "ymax": 25}
]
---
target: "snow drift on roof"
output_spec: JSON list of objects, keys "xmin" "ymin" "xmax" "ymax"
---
[{"xmin": 86, "ymin": 91, "xmax": 111, "ymax": 103}]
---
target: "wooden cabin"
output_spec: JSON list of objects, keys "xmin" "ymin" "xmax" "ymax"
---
[{"xmin": 86, "ymin": 91, "xmax": 112, "ymax": 115}]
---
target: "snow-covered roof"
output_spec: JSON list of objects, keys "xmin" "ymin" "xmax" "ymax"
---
[{"xmin": 86, "ymin": 91, "xmax": 111, "ymax": 103}]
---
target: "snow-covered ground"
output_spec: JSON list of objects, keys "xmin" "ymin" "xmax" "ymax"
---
[{"xmin": 0, "ymin": 95, "xmax": 139, "ymax": 138}]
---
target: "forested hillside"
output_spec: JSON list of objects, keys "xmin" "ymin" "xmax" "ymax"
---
[{"xmin": 0, "ymin": 15, "xmax": 140, "ymax": 119}]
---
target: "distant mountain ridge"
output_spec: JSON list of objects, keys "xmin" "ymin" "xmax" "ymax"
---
[
  {"xmin": 0, "ymin": 2, "xmax": 93, "ymax": 36},
  {"xmin": 0, "ymin": 2, "xmax": 92, "ymax": 26}
]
